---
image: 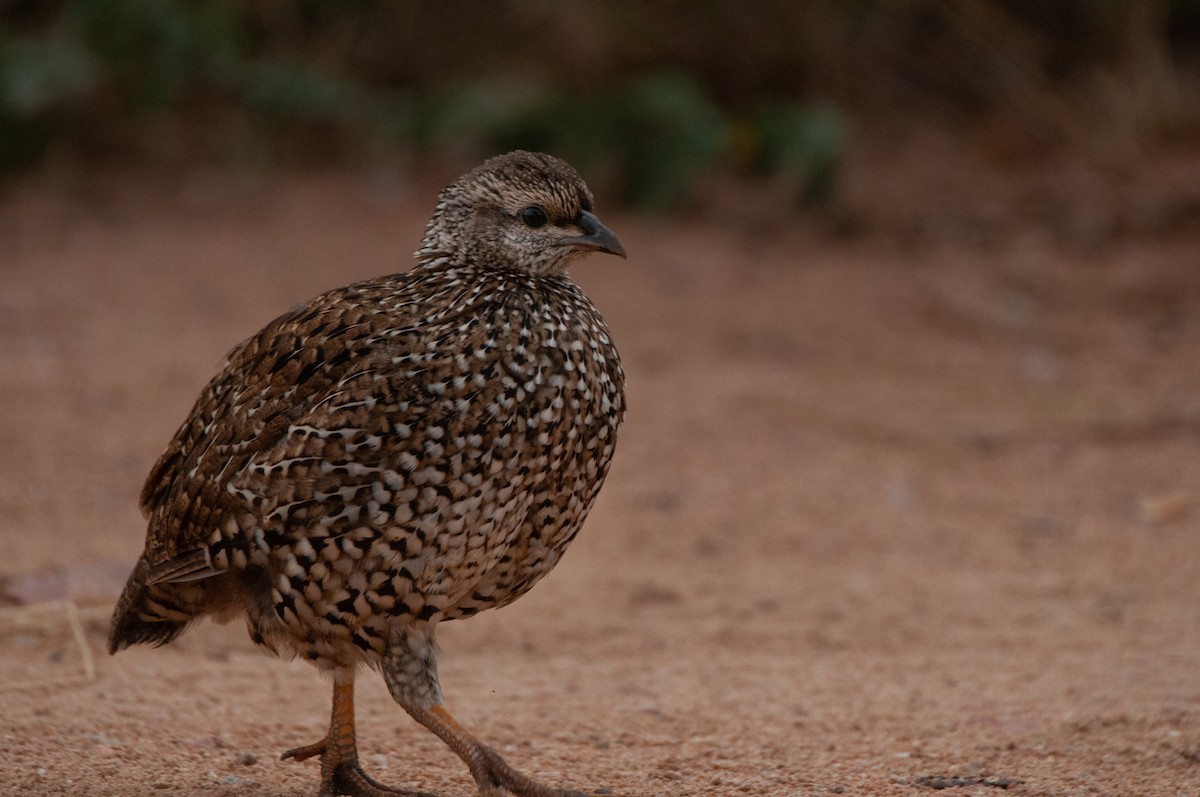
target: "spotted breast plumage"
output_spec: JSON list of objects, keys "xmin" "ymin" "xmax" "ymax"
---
[{"xmin": 109, "ymin": 151, "xmax": 627, "ymax": 797}]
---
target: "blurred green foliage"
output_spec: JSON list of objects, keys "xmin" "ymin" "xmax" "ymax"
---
[
  {"xmin": 0, "ymin": 0, "xmax": 1195, "ymax": 207},
  {"xmin": 751, "ymin": 103, "xmax": 845, "ymax": 205},
  {"xmin": 477, "ymin": 74, "xmax": 728, "ymax": 209}
]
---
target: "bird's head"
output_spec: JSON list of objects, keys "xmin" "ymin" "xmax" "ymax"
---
[{"xmin": 417, "ymin": 150, "xmax": 626, "ymax": 275}]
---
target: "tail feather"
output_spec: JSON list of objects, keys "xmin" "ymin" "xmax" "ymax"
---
[{"xmin": 108, "ymin": 558, "xmax": 193, "ymax": 653}]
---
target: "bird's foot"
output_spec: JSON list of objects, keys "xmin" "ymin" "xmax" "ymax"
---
[
  {"xmin": 282, "ymin": 736, "xmax": 437, "ymax": 797},
  {"xmin": 465, "ymin": 743, "xmax": 590, "ymax": 797},
  {"xmin": 403, "ymin": 703, "xmax": 596, "ymax": 797},
  {"xmin": 327, "ymin": 759, "xmax": 438, "ymax": 797}
]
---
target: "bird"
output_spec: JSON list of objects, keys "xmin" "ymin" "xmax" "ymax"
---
[{"xmin": 109, "ymin": 150, "xmax": 627, "ymax": 797}]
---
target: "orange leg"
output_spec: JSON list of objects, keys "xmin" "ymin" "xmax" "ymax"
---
[
  {"xmin": 282, "ymin": 679, "xmax": 436, "ymax": 797},
  {"xmin": 379, "ymin": 628, "xmax": 596, "ymax": 796}
]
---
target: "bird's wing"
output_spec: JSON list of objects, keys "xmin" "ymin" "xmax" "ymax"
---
[
  {"xmin": 140, "ymin": 275, "xmax": 495, "ymax": 583},
  {"xmin": 138, "ymin": 283, "xmax": 399, "ymax": 574}
]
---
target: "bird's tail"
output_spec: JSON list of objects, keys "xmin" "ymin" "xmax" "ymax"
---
[{"xmin": 108, "ymin": 557, "xmax": 193, "ymax": 653}]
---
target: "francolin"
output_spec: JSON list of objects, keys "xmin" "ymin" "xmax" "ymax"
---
[{"xmin": 110, "ymin": 151, "xmax": 627, "ymax": 797}]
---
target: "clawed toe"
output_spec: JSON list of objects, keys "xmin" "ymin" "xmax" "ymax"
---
[
  {"xmin": 470, "ymin": 744, "xmax": 591, "ymax": 797},
  {"xmin": 410, "ymin": 703, "xmax": 594, "ymax": 797},
  {"xmin": 282, "ymin": 737, "xmax": 328, "ymax": 763},
  {"xmin": 329, "ymin": 759, "xmax": 438, "ymax": 797}
]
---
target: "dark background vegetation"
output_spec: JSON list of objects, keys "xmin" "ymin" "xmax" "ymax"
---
[{"xmin": 1, "ymin": 0, "xmax": 1197, "ymax": 211}]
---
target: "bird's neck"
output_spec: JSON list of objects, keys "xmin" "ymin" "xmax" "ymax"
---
[{"xmin": 412, "ymin": 254, "xmax": 574, "ymax": 287}]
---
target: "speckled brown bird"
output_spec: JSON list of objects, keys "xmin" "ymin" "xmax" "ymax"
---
[{"xmin": 109, "ymin": 151, "xmax": 627, "ymax": 797}]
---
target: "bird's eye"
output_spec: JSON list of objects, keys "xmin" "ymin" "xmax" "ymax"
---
[{"xmin": 520, "ymin": 206, "xmax": 548, "ymax": 228}]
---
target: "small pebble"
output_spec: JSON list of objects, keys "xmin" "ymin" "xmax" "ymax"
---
[
  {"xmin": 369, "ymin": 753, "xmax": 388, "ymax": 770},
  {"xmin": 235, "ymin": 750, "xmax": 257, "ymax": 766},
  {"xmin": 85, "ymin": 733, "xmax": 119, "ymax": 746},
  {"xmin": 218, "ymin": 774, "xmax": 256, "ymax": 786}
]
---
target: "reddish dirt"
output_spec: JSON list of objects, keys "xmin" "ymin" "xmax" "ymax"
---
[{"xmin": 1, "ymin": 157, "xmax": 1199, "ymax": 797}]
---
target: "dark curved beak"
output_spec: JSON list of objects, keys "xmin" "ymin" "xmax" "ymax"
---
[{"xmin": 558, "ymin": 210, "xmax": 627, "ymax": 259}]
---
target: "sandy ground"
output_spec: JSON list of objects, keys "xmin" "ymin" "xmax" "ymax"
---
[{"xmin": 1, "ymin": 159, "xmax": 1199, "ymax": 797}]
